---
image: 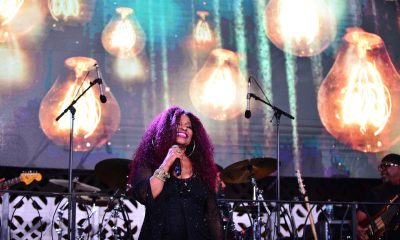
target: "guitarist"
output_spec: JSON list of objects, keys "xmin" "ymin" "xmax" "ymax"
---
[
  {"xmin": 356, "ymin": 153, "xmax": 400, "ymax": 240},
  {"xmin": 0, "ymin": 178, "xmax": 8, "ymax": 194}
]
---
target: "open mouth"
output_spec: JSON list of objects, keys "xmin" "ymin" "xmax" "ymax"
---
[{"xmin": 177, "ymin": 132, "xmax": 187, "ymax": 138}]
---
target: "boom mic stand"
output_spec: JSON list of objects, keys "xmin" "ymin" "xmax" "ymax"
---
[
  {"xmin": 55, "ymin": 78, "xmax": 104, "ymax": 240},
  {"xmin": 247, "ymin": 76, "xmax": 294, "ymax": 239}
]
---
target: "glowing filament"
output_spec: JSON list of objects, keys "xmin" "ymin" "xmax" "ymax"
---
[
  {"xmin": 57, "ymin": 81, "xmax": 101, "ymax": 138},
  {"xmin": 101, "ymin": 7, "xmax": 146, "ymax": 58},
  {"xmin": 194, "ymin": 11, "xmax": 213, "ymax": 44},
  {"xmin": 278, "ymin": 0, "xmax": 319, "ymax": 46},
  {"xmin": 0, "ymin": 0, "xmax": 23, "ymax": 26},
  {"xmin": 111, "ymin": 18, "xmax": 136, "ymax": 51},
  {"xmin": 48, "ymin": 0, "xmax": 80, "ymax": 21},
  {"xmin": 200, "ymin": 64, "xmax": 236, "ymax": 110},
  {"xmin": 341, "ymin": 61, "xmax": 391, "ymax": 136}
]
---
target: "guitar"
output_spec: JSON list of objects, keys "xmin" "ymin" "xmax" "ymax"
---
[
  {"xmin": 296, "ymin": 169, "xmax": 318, "ymax": 240},
  {"xmin": 359, "ymin": 194, "xmax": 399, "ymax": 240},
  {"xmin": 0, "ymin": 172, "xmax": 42, "ymax": 190}
]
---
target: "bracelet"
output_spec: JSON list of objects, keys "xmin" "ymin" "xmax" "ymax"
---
[{"xmin": 153, "ymin": 168, "xmax": 170, "ymax": 182}]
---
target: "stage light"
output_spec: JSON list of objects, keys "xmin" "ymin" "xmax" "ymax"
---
[
  {"xmin": 318, "ymin": 29, "xmax": 400, "ymax": 152},
  {"xmin": 193, "ymin": 11, "xmax": 214, "ymax": 45},
  {"xmin": 264, "ymin": 0, "xmax": 336, "ymax": 57},
  {"xmin": 101, "ymin": 7, "xmax": 145, "ymax": 59},
  {"xmin": 189, "ymin": 49, "xmax": 246, "ymax": 120},
  {"xmin": 39, "ymin": 57, "xmax": 121, "ymax": 152}
]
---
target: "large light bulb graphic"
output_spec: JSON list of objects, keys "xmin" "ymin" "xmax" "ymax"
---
[
  {"xmin": 0, "ymin": 0, "xmax": 24, "ymax": 26},
  {"xmin": 189, "ymin": 49, "xmax": 246, "ymax": 120},
  {"xmin": 265, "ymin": 0, "xmax": 336, "ymax": 56},
  {"xmin": 48, "ymin": 0, "xmax": 80, "ymax": 21},
  {"xmin": 101, "ymin": 7, "xmax": 145, "ymax": 59},
  {"xmin": 39, "ymin": 57, "xmax": 121, "ymax": 151},
  {"xmin": 193, "ymin": 11, "xmax": 214, "ymax": 45},
  {"xmin": 318, "ymin": 29, "xmax": 400, "ymax": 152}
]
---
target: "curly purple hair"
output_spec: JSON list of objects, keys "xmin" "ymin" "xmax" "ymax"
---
[{"xmin": 128, "ymin": 106, "xmax": 218, "ymax": 192}]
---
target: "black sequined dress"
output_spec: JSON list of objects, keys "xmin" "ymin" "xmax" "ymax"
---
[{"xmin": 131, "ymin": 162, "xmax": 223, "ymax": 240}]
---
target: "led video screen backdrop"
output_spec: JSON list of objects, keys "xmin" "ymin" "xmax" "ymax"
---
[{"xmin": 0, "ymin": 0, "xmax": 399, "ymax": 178}]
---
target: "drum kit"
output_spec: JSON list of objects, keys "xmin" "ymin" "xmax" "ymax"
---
[
  {"xmin": 218, "ymin": 157, "xmax": 278, "ymax": 240},
  {"xmin": 48, "ymin": 157, "xmax": 277, "ymax": 239},
  {"xmin": 49, "ymin": 158, "xmax": 131, "ymax": 240}
]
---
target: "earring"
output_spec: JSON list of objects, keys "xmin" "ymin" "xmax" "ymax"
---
[{"xmin": 187, "ymin": 140, "xmax": 196, "ymax": 157}]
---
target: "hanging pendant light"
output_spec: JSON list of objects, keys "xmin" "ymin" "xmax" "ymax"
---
[
  {"xmin": 39, "ymin": 57, "xmax": 121, "ymax": 152},
  {"xmin": 189, "ymin": 49, "xmax": 246, "ymax": 120},
  {"xmin": 48, "ymin": 0, "xmax": 95, "ymax": 26},
  {"xmin": 101, "ymin": 7, "xmax": 145, "ymax": 59},
  {"xmin": 318, "ymin": 29, "xmax": 400, "ymax": 152},
  {"xmin": 265, "ymin": 0, "xmax": 337, "ymax": 57},
  {"xmin": 193, "ymin": 11, "xmax": 214, "ymax": 45},
  {"xmin": 0, "ymin": 0, "xmax": 24, "ymax": 26},
  {"xmin": 0, "ymin": 0, "xmax": 45, "ymax": 41},
  {"xmin": 48, "ymin": 0, "xmax": 79, "ymax": 21},
  {"xmin": 0, "ymin": 29, "xmax": 28, "ymax": 88}
]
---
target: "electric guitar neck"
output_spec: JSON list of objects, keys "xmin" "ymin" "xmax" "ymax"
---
[
  {"xmin": 296, "ymin": 169, "xmax": 318, "ymax": 240},
  {"xmin": 0, "ymin": 172, "xmax": 42, "ymax": 190}
]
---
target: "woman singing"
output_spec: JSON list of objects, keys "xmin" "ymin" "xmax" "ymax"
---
[{"xmin": 128, "ymin": 106, "xmax": 223, "ymax": 240}]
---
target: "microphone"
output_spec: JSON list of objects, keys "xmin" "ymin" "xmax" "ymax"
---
[
  {"xmin": 173, "ymin": 158, "xmax": 181, "ymax": 176},
  {"xmin": 245, "ymin": 77, "xmax": 252, "ymax": 118},
  {"xmin": 171, "ymin": 145, "xmax": 181, "ymax": 176},
  {"xmin": 95, "ymin": 64, "xmax": 107, "ymax": 103}
]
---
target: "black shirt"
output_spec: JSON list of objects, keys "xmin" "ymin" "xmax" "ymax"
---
[{"xmin": 360, "ymin": 183, "xmax": 400, "ymax": 240}]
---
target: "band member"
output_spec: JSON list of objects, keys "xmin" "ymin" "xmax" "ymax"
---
[
  {"xmin": 0, "ymin": 178, "xmax": 5, "ymax": 194},
  {"xmin": 215, "ymin": 165, "xmax": 226, "ymax": 195},
  {"xmin": 356, "ymin": 153, "xmax": 400, "ymax": 240},
  {"xmin": 128, "ymin": 106, "xmax": 223, "ymax": 240}
]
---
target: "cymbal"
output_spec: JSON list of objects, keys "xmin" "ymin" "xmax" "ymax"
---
[
  {"xmin": 94, "ymin": 158, "xmax": 131, "ymax": 190},
  {"xmin": 49, "ymin": 179, "xmax": 100, "ymax": 192},
  {"xmin": 77, "ymin": 195, "xmax": 113, "ymax": 207},
  {"xmin": 221, "ymin": 157, "xmax": 277, "ymax": 184}
]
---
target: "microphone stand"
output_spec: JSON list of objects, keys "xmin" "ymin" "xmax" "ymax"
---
[
  {"xmin": 55, "ymin": 78, "xmax": 103, "ymax": 240},
  {"xmin": 248, "ymin": 92, "xmax": 294, "ymax": 239},
  {"xmin": 117, "ymin": 195, "xmax": 133, "ymax": 240}
]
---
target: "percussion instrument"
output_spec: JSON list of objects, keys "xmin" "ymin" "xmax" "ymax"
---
[
  {"xmin": 49, "ymin": 179, "xmax": 100, "ymax": 192},
  {"xmin": 221, "ymin": 157, "xmax": 277, "ymax": 184},
  {"xmin": 94, "ymin": 158, "xmax": 131, "ymax": 190}
]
